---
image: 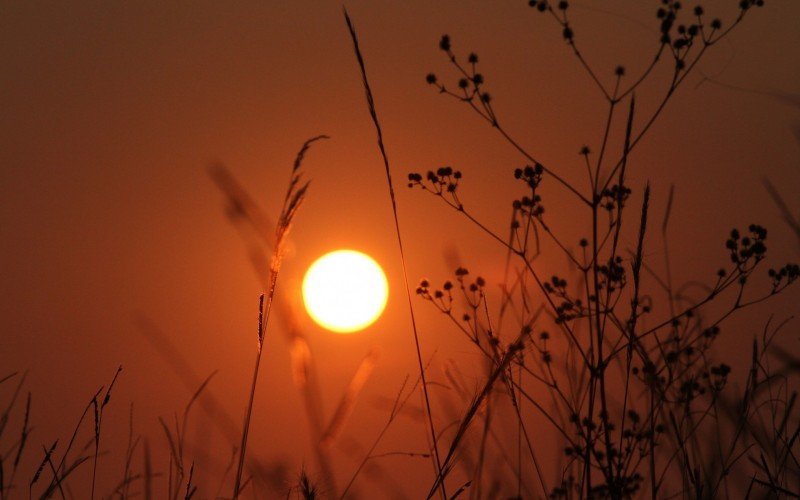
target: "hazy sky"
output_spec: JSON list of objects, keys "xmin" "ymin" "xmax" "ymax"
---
[{"xmin": 1, "ymin": 1, "xmax": 799, "ymax": 497}]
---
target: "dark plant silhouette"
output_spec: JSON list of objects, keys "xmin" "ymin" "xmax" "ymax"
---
[
  {"xmin": 2, "ymin": 2, "xmax": 797, "ymax": 499},
  {"xmin": 396, "ymin": 0, "xmax": 799, "ymax": 497}
]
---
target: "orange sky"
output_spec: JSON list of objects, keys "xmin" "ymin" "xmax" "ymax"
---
[{"xmin": 1, "ymin": 1, "xmax": 799, "ymax": 497}]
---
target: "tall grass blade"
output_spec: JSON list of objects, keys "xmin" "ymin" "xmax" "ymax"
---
[{"xmin": 343, "ymin": 9, "xmax": 446, "ymax": 497}]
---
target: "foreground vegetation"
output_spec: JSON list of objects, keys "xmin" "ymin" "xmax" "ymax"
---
[{"xmin": 3, "ymin": 1, "xmax": 799, "ymax": 498}]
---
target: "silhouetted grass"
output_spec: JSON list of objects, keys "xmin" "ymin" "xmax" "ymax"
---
[
  {"xmin": 231, "ymin": 135, "xmax": 328, "ymax": 500},
  {"xmin": 398, "ymin": 0, "xmax": 800, "ymax": 497},
  {"xmin": 2, "ymin": 2, "xmax": 799, "ymax": 499},
  {"xmin": 344, "ymin": 8, "xmax": 448, "ymax": 499}
]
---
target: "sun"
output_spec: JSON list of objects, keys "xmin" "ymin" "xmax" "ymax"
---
[{"xmin": 302, "ymin": 249, "xmax": 388, "ymax": 333}]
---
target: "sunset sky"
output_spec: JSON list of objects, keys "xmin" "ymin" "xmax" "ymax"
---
[{"xmin": 1, "ymin": 1, "xmax": 799, "ymax": 497}]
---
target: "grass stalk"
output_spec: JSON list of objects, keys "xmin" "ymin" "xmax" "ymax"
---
[
  {"xmin": 343, "ymin": 9, "xmax": 446, "ymax": 498},
  {"xmin": 232, "ymin": 136, "xmax": 327, "ymax": 499}
]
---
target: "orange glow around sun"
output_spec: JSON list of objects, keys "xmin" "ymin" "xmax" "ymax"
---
[{"xmin": 302, "ymin": 249, "xmax": 388, "ymax": 333}]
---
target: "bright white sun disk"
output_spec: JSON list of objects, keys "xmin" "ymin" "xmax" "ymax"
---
[{"xmin": 302, "ymin": 250, "xmax": 388, "ymax": 333}]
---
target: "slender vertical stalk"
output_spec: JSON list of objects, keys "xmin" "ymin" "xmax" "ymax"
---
[
  {"xmin": 91, "ymin": 366, "xmax": 122, "ymax": 500},
  {"xmin": 233, "ymin": 291, "xmax": 270, "ymax": 499},
  {"xmin": 230, "ymin": 135, "xmax": 323, "ymax": 499},
  {"xmin": 343, "ymin": 8, "xmax": 446, "ymax": 499}
]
